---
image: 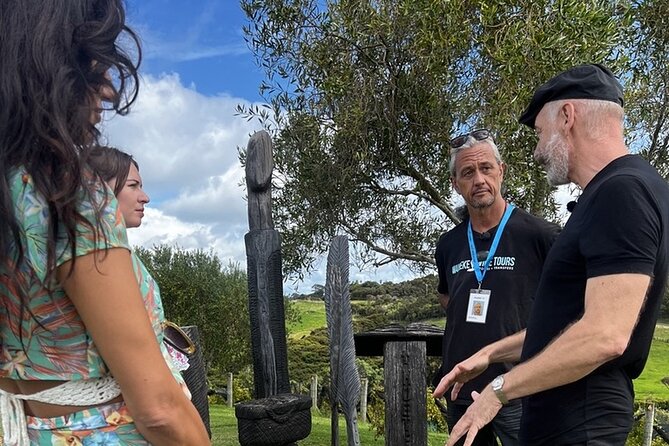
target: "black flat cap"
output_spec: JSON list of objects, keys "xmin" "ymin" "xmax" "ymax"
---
[{"xmin": 519, "ymin": 64, "xmax": 623, "ymax": 128}]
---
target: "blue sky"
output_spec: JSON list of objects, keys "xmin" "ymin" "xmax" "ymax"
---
[
  {"xmin": 102, "ymin": 0, "xmax": 418, "ymax": 293},
  {"xmin": 127, "ymin": 1, "xmax": 264, "ymax": 100}
]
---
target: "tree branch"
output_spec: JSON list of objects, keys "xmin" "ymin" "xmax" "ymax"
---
[
  {"xmin": 399, "ymin": 164, "xmax": 461, "ymax": 224},
  {"xmin": 367, "ymin": 181, "xmax": 459, "ymax": 224},
  {"xmin": 341, "ymin": 222, "xmax": 435, "ymax": 266}
]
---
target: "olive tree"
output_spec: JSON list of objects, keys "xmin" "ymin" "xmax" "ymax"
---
[
  {"xmin": 239, "ymin": 0, "xmax": 667, "ymax": 279},
  {"xmin": 135, "ymin": 245, "xmax": 251, "ymax": 374}
]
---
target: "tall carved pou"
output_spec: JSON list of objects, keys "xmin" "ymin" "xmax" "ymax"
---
[{"xmin": 244, "ymin": 130, "xmax": 290, "ymax": 398}]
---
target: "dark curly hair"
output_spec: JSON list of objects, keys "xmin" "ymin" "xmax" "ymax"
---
[{"xmin": 0, "ymin": 0, "xmax": 141, "ymax": 297}]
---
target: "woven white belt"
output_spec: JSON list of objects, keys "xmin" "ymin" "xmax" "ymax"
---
[{"xmin": 0, "ymin": 376, "xmax": 121, "ymax": 446}]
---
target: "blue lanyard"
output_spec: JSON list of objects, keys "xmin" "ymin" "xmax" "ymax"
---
[{"xmin": 467, "ymin": 203, "xmax": 515, "ymax": 288}]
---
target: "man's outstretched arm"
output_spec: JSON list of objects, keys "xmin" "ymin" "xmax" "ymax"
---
[
  {"xmin": 433, "ymin": 329, "xmax": 526, "ymax": 401},
  {"xmin": 445, "ymin": 273, "xmax": 650, "ymax": 446}
]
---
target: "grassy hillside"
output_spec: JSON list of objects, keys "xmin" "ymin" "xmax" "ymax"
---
[
  {"xmin": 287, "ymin": 300, "xmax": 327, "ymax": 339},
  {"xmin": 288, "ymin": 300, "xmax": 669, "ymax": 401}
]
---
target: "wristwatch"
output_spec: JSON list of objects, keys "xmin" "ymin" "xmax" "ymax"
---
[{"xmin": 491, "ymin": 375, "xmax": 509, "ymax": 405}]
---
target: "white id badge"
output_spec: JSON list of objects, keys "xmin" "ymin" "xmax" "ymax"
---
[{"xmin": 466, "ymin": 289, "xmax": 491, "ymax": 324}]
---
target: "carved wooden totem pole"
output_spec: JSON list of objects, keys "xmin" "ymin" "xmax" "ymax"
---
[
  {"xmin": 237, "ymin": 131, "xmax": 311, "ymax": 446},
  {"xmin": 324, "ymin": 236, "xmax": 361, "ymax": 446},
  {"xmin": 244, "ymin": 130, "xmax": 290, "ymax": 398}
]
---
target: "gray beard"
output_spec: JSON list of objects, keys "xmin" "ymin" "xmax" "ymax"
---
[
  {"xmin": 469, "ymin": 194, "xmax": 496, "ymax": 209},
  {"xmin": 544, "ymin": 134, "xmax": 570, "ymax": 186}
]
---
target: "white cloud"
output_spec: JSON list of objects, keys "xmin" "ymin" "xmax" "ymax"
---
[
  {"xmin": 126, "ymin": 208, "xmax": 247, "ymax": 266},
  {"xmin": 161, "ymin": 165, "xmax": 246, "ymax": 224},
  {"xmin": 101, "ymin": 73, "xmax": 256, "ymax": 200},
  {"xmin": 102, "ymin": 73, "xmax": 259, "ymax": 269}
]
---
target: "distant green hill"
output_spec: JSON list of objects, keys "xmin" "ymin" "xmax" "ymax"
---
[
  {"xmin": 287, "ymin": 299, "xmax": 669, "ymax": 401},
  {"xmin": 287, "ymin": 300, "xmax": 328, "ymax": 339}
]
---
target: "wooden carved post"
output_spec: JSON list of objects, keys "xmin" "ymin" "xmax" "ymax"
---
[
  {"xmin": 181, "ymin": 326, "xmax": 211, "ymax": 438},
  {"xmin": 238, "ymin": 131, "xmax": 312, "ymax": 446},
  {"xmin": 245, "ymin": 130, "xmax": 290, "ymax": 398},
  {"xmin": 325, "ymin": 236, "xmax": 361, "ymax": 446},
  {"xmin": 384, "ymin": 341, "xmax": 427, "ymax": 446}
]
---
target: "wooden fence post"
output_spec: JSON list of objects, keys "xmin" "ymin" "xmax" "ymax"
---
[
  {"xmin": 311, "ymin": 375, "xmax": 319, "ymax": 411},
  {"xmin": 181, "ymin": 326, "xmax": 211, "ymax": 438},
  {"xmin": 384, "ymin": 341, "xmax": 427, "ymax": 446},
  {"xmin": 227, "ymin": 372, "xmax": 234, "ymax": 408},
  {"xmin": 643, "ymin": 402, "xmax": 655, "ymax": 446},
  {"xmin": 359, "ymin": 378, "xmax": 368, "ymax": 423}
]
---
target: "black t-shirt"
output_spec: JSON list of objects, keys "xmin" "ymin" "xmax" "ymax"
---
[
  {"xmin": 520, "ymin": 155, "xmax": 669, "ymax": 445},
  {"xmin": 435, "ymin": 207, "xmax": 559, "ymax": 403}
]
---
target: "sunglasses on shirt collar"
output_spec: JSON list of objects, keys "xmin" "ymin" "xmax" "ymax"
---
[
  {"xmin": 162, "ymin": 320, "xmax": 196, "ymax": 355},
  {"xmin": 449, "ymin": 128, "xmax": 494, "ymax": 149}
]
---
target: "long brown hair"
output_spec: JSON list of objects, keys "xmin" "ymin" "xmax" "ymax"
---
[{"xmin": 0, "ymin": 0, "xmax": 141, "ymax": 299}]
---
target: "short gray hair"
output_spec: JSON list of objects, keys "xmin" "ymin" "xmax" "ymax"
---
[
  {"xmin": 542, "ymin": 99, "xmax": 623, "ymax": 138},
  {"xmin": 449, "ymin": 137, "xmax": 502, "ymax": 178}
]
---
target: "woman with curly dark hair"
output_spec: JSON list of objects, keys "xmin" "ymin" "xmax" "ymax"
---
[{"xmin": 0, "ymin": 1, "xmax": 210, "ymax": 444}]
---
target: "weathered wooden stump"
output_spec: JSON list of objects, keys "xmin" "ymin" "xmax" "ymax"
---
[
  {"xmin": 235, "ymin": 393, "xmax": 312, "ymax": 446},
  {"xmin": 354, "ymin": 323, "xmax": 443, "ymax": 446},
  {"xmin": 384, "ymin": 341, "xmax": 426, "ymax": 446}
]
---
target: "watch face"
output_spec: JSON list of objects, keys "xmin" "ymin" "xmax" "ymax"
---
[{"xmin": 492, "ymin": 375, "xmax": 508, "ymax": 404}]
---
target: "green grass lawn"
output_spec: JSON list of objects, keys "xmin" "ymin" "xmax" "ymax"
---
[
  {"xmin": 635, "ymin": 323, "xmax": 669, "ymax": 401},
  {"xmin": 209, "ymin": 404, "xmax": 448, "ymax": 446}
]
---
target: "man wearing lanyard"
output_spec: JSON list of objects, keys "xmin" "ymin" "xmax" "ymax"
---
[
  {"xmin": 435, "ymin": 65, "xmax": 669, "ymax": 446},
  {"xmin": 434, "ymin": 129, "xmax": 560, "ymax": 446}
]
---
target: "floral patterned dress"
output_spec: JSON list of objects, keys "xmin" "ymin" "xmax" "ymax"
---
[{"xmin": 0, "ymin": 168, "xmax": 183, "ymax": 445}]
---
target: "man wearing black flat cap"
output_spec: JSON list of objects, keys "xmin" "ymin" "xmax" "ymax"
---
[{"xmin": 434, "ymin": 63, "xmax": 669, "ymax": 446}]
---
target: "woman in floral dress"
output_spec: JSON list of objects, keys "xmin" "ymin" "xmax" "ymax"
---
[
  {"xmin": 0, "ymin": 1, "xmax": 210, "ymax": 444},
  {"xmin": 87, "ymin": 146, "xmax": 193, "ymax": 387}
]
